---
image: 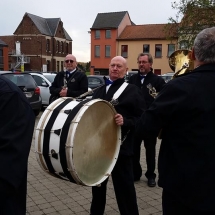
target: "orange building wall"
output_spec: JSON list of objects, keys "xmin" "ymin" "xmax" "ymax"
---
[{"xmin": 90, "ymin": 29, "xmax": 118, "ymax": 74}]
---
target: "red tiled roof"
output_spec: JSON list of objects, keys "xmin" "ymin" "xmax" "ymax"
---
[{"xmin": 117, "ymin": 24, "xmax": 178, "ymax": 40}]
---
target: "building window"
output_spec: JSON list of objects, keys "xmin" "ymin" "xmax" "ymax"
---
[
  {"xmin": 155, "ymin": 44, "xmax": 162, "ymax": 58},
  {"xmin": 47, "ymin": 60, "xmax": 50, "ymax": 71},
  {"xmin": 121, "ymin": 45, "xmax": 128, "ymax": 58},
  {"xmin": 61, "ymin": 41, "xmax": 64, "ymax": 53},
  {"xmin": 66, "ymin": 43, "xmax": 69, "ymax": 54},
  {"xmin": 154, "ymin": 69, "xmax": 161, "ymax": 75},
  {"xmin": 46, "ymin": 39, "xmax": 50, "ymax": 52},
  {"xmin": 105, "ymin": 30, "xmax": 111, "ymax": 39},
  {"xmin": 56, "ymin": 41, "xmax": 60, "ymax": 53},
  {"xmin": 57, "ymin": 61, "xmax": 59, "ymax": 72},
  {"xmin": 61, "ymin": 61, "xmax": 64, "ymax": 71},
  {"xmin": 105, "ymin": 45, "xmax": 111, "ymax": 57},
  {"xmin": 179, "ymin": 40, "xmax": 189, "ymax": 49},
  {"xmin": 95, "ymin": 30, "xmax": 100, "ymax": 39},
  {"xmin": 143, "ymin": 44, "xmax": 150, "ymax": 53},
  {"xmin": 168, "ymin": 44, "xmax": 175, "ymax": 57},
  {"xmin": 95, "ymin": 45, "xmax": 100, "ymax": 57}
]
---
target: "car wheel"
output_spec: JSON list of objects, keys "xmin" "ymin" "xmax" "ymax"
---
[{"xmin": 34, "ymin": 109, "xmax": 40, "ymax": 116}]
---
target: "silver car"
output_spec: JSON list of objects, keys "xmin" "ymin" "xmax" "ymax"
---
[
  {"xmin": 31, "ymin": 72, "xmax": 92, "ymax": 107},
  {"xmin": 30, "ymin": 72, "xmax": 56, "ymax": 108}
]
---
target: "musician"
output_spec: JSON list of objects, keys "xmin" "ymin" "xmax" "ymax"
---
[
  {"xmin": 90, "ymin": 56, "xmax": 146, "ymax": 215},
  {"xmin": 136, "ymin": 27, "xmax": 215, "ymax": 214},
  {"xmin": 0, "ymin": 75, "xmax": 35, "ymax": 214},
  {"xmin": 128, "ymin": 53, "xmax": 165, "ymax": 186},
  {"xmin": 49, "ymin": 54, "xmax": 88, "ymax": 102}
]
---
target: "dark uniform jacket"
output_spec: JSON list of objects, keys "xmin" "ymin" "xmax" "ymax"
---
[
  {"xmin": 136, "ymin": 63, "xmax": 215, "ymax": 211},
  {"xmin": 93, "ymin": 77, "xmax": 146, "ymax": 156},
  {"xmin": 49, "ymin": 68, "xmax": 88, "ymax": 100},
  {"xmin": 0, "ymin": 75, "xmax": 35, "ymax": 214},
  {"xmin": 128, "ymin": 70, "xmax": 165, "ymax": 108}
]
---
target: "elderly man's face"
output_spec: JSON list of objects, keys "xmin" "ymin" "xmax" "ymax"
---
[
  {"xmin": 109, "ymin": 57, "xmax": 127, "ymax": 81},
  {"xmin": 64, "ymin": 55, "xmax": 77, "ymax": 71}
]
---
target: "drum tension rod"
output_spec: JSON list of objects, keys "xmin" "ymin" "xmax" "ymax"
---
[
  {"xmin": 34, "ymin": 150, "xmax": 42, "ymax": 155},
  {"xmin": 64, "ymin": 109, "xmax": 72, "ymax": 115}
]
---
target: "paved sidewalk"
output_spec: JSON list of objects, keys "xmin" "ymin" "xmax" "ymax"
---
[{"xmin": 27, "ymin": 114, "xmax": 162, "ymax": 215}]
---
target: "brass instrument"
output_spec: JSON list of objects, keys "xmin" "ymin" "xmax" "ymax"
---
[
  {"xmin": 169, "ymin": 49, "xmax": 194, "ymax": 78},
  {"xmin": 147, "ymin": 83, "xmax": 158, "ymax": 98},
  {"xmin": 156, "ymin": 49, "xmax": 194, "ymax": 139}
]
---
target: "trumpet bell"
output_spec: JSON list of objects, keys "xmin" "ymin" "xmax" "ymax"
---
[{"xmin": 169, "ymin": 49, "xmax": 194, "ymax": 76}]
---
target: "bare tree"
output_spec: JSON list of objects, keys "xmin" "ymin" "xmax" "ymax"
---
[{"xmin": 165, "ymin": 0, "xmax": 215, "ymax": 49}]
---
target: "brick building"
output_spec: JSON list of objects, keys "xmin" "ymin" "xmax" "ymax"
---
[
  {"xmin": 0, "ymin": 39, "xmax": 9, "ymax": 71},
  {"xmin": 0, "ymin": 12, "xmax": 72, "ymax": 72}
]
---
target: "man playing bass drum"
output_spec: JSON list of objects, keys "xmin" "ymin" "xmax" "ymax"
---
[{"xmin": 90, "ymin": 56, "xmax": 146, "ymax": 215}]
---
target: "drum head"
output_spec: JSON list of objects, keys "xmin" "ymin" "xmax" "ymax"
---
[{"xmin": 68, "ymin": 100, "xmax": 121, "ymax": 186}]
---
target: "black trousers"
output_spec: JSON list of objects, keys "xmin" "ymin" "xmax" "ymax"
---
[
  {"xmin": 133, "ymin": 135, "xmax": 157, "ymax": 180},
  {"xmin": 162, "ymin": 189, "xmax": 215, "ymax": 215},
  {"xmin": 0, "ymin": 178, "xmax": 27, "ymax": 215},
  {"xmin": 90, "ymin": 155, "xmax": 139, "ymax": 215}
]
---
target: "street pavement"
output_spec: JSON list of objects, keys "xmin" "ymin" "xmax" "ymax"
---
[{"xmin": 26, "ymin": 112, "xmax": 162, "ymax": 215}]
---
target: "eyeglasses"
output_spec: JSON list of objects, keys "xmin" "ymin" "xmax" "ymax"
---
[{"xmin": 65, "ymin": 59, "xmax": 74, "ymax": 63}]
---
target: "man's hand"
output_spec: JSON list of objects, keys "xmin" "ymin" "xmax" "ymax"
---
[
  {"xmin": 59, "ymin": 87, "xmax": 68, "ymax": 97},
  {"xmin": 114, "ymin": 114, "xmax": 124, "ymax": 126}
]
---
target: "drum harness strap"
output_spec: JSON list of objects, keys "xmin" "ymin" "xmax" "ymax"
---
[{"xmin": 109, "ymin": 82, "xmax": 130, "ymax": 144}]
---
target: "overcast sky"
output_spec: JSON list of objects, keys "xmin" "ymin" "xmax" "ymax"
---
[{"xmin": 0, "ymin": 0, "xmax": 180, "ymax": 62}]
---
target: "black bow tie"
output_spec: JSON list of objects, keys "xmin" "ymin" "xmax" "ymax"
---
[
  {"xmin": 105, "ymin": 79, "xmax": 113, "ymax": 86},
  {"xmin": 140, "ymin": 75, "xmax": 146, "ymax": 80},
  {"xmin": 65, "ymin": 71, "xmax": 70, "ymax": 77}
]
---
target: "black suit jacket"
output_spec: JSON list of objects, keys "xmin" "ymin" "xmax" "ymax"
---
[
  {"xmin": 128, "ymin": 70, "xmax": 165, "ymax": 108},
  {"xmin": 136, "ymin": 63, "xmax": 215, "ymax": 211},
  {"xmin": 0, "ymin": 75, "xmax": 35, "ymax": 213},
  {"xmin": 93, "ymin": 78, "xmax": 146, "ymax": 156},
  {"xmin": 49, "ymin": 68, "xmax": 88, "ymax": 99}
]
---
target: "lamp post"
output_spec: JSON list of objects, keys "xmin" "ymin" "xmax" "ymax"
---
[{"xmin": 37, "ymin": 39, "xmax": 42, "ymax": 72}]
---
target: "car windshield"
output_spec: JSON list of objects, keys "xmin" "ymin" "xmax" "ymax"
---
[
  {"xmin": 3, "ymin": 73, "xmax": 36, "ymax": 87},
  {"xmin": 43, "ymin": 74, "xmax": 56, "ymax": 83}
]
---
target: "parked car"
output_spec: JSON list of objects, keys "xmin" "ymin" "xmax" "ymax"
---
[
  {"xmin": 124, "ymin": 71, "xmax": 138, "ymax": 82},
  {"xmin": 87, "ymin": 75, "xmax": 105, "ymax": 89},
  {"xmin": 161, "ymin": 72, "xmax": 174, "ymax": 83},
  {"xmin": 0, "ymin": 71, "xmax": 42, "ymax": 116},
  {"xmin": 29, "ymin": 72, "xmax": 56, "ymax": 108},
  {"xmin": 31, "ymin": 72, "xmax": 92, "ymax": 104}
]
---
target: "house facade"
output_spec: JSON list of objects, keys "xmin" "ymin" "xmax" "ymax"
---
[
  {"xmin": 90, "ymin": 11, "xmax": 178, "ymax": 75},
  {"xmin": 0, "ymin": 39, "xmax": 9, "ymax": 71},
  {"xmin": 0, "ymin": 12, "xmax": 72, "ymax": 72},
  {"xmin": 90, "ymin": 11, "xmax": 133, "ymax": 75},
  {"xmin": 117, "ymin": 24, "xmax": 178, "ymax": 75}
]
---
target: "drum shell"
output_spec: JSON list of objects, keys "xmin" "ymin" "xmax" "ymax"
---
[{"xmin": 35, "ymin": 97, "xmax": 121, "ymax": 186}]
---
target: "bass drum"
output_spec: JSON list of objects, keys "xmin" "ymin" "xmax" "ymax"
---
[{"xmin": 35, "ymin": 97, "xmax": 121, "ymax": 186}]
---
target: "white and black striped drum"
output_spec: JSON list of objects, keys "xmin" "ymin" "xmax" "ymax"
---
[{"xmin": 35, "ymin": 97, "xmax": 121, "ymax": 186}]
